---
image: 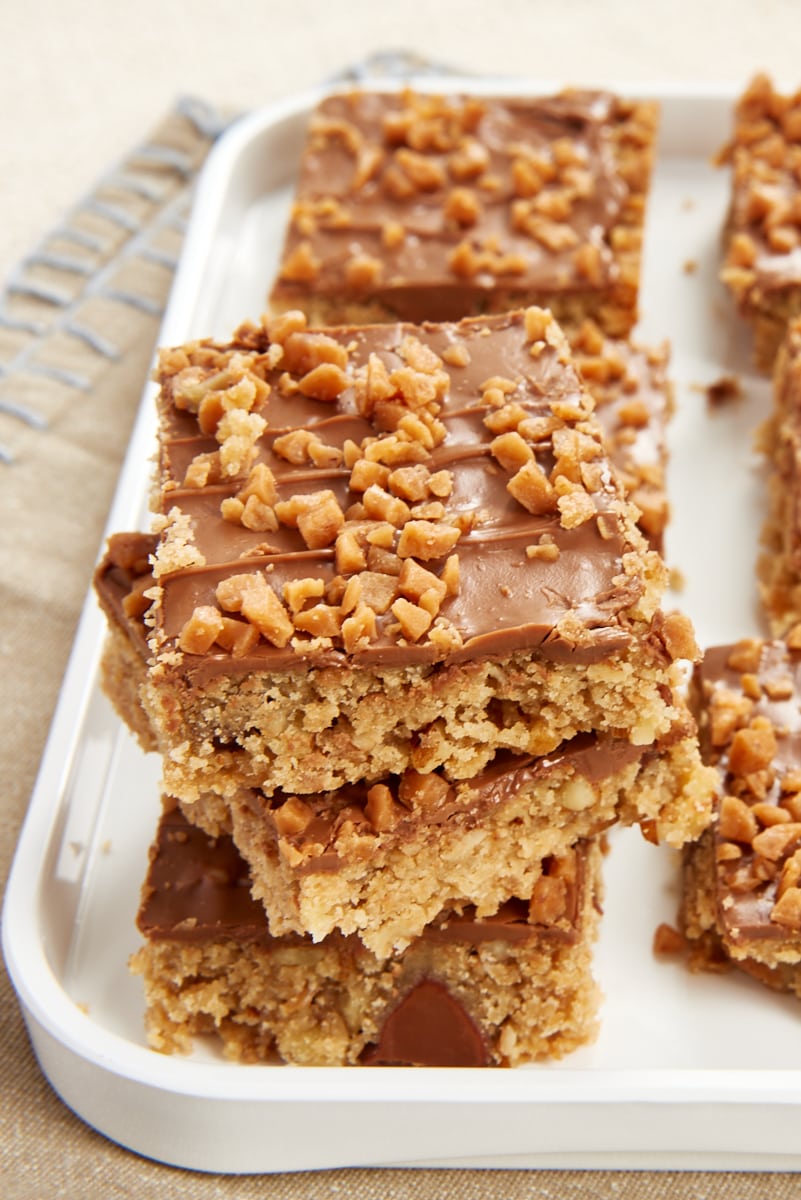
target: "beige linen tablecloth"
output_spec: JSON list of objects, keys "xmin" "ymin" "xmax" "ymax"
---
[{"xmin": 1, "ymin": 79, "xmax": 800, "ymax": 1200}]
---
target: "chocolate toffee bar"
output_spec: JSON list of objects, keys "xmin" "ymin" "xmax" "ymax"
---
[
  {"xmin": 99, "ymin": 308, "xmax": 711, "ymax": 833},
  {"xmin": 228, "ymin": 722, "xmax": 710, "ymax": 954},
  {"xmin": 683, "ymin": 639, "xmax": 801, "ymax": 998},
  {"xmin": 97, "ymin": 530, "xmax": 712, "ymax": 954},
  {"xmin": 269, "ymin": 88, "xmax": 657, "ymax": 336},
  {"xmin": 759, "ymin": 316, "xmax": 801, "ymax": 634},
  {"xmin": 719, "ymin": 74, "xmax": 801, "ymax": 371},
  {"xmin": 131, "ymin": 808, "xmax": 603, "ymax": 1066}
]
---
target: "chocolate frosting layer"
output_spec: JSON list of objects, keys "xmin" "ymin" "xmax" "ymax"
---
[
  {"xmin": 695, "ymin": 640, "xmax": 801, "ymax": 945},
  {"xmin": 138, "ymin": 809, "xmax": 586, "ymax": 949},
  {"xmin": 152, "ymin": 309, "xmax": 656, "ymax": 683},
  {"xmin": 138, "ymin": 808, "xmax": 265, "ymax": 944},
  {"xmin": 269, "ymin": 89, "xmax": 633, "ymax": 310}
]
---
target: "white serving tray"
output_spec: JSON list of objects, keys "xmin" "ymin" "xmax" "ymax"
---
[{"xmin": 5, "ymin": 77, "xmax": 801, "ymax": 1175}]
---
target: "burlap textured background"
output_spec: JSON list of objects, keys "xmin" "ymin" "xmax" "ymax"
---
[{"xmin": 2, "ymin": 9, "xmax": 801, "ymax": 1194}]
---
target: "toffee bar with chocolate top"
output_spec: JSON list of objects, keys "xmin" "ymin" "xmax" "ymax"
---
[
  {"xmin": 269, "ymin": 88, "xmax": 657, "ymax": 337},
  {"xmin": 718, "ymin": 74, "xmax": 801, "ymax": 372},
  {"xmin": 97, "ymin": 526, "xmax": 712, "ymax": 954},
  {"xmin": 228, "ymin": 718, "xmax": 713, "ymax": 955},
  {"xmin": 131, "ymin": 808, "xmax": 602, "ymax": 1067},
  {"xmin": 683, "ymin": 638, "xmax": 801, "ymax": 998},
  {"xmin": 758, "ymin": 316, "xmax": 801, "ymax": 634},
  {"xmin": 136, "ymin": 307, "xmax": 710, "ymax": 817}
]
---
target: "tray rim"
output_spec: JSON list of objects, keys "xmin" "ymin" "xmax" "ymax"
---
[{"xmin": 6, "ymin": 74, "xmax": 801, "ymax": 1173}]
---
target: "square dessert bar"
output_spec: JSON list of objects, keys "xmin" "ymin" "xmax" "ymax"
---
[
  {"xmin": 568, "ymin": 320, "xmax": 672, "ymax": 552},
  {"xmin": 719, "ymin": 74, "xmax": 801, "ymax": 371},
  {"xmin": 138, "ymin": 307, "xmax": 708, "ymax": 819},
  {"xmin": 97, "ymin": 528, "xmax": 712, "ymax": 954},
  {"xmin": 683, "ymin": 638, "xmax": 801, "ymax": 998},
  {"xmin": 758, "ymin": 315, "xmax": 801, "ymax": 634},
  {"xmin": 269, "ymin": 88, "xmax": 658, "ymax": 336},
  {"xmin": 131, "ymin": 808, "xmax": 603, "ymax": 1067},
  {"xmin": 229, "ymin": 722, "xmax": 710, "ymax": 953}
]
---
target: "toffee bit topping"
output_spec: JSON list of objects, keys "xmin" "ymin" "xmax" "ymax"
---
[
  {"xmin": 216, "ymin": 574, "xmax": 294, "ymax": 648},
  {"xmin": 292, "ymin": 196, "xmax": 351, "ymax": 236},
  {"xmin": 345, "ymin": 253, "xmax": 384, "ymax": 289},
  {"xmin": 184, "ymin": 452, "xmax": 221, "ymax": 489},
  {"xmin": 341, "ymin": 603, "xmax": 377, "ymax": 653},
  {"xmin": 151, "ymin": 508, "xmax": 206, "ymax": 579},
  {"xmin": 507, "ymin": 459, "xmax": 558, "ymax": 515},
  {"xmin": 278, "ymin": 240, "xmax": 320, "ymax": 283},
  {"xmin": 217, "ymin": 409, "xmax": 268, "ymax": 478},
  {"xmin": 444, "ymin": 187, "xmax": 483, "ymax": 227},
  {"xmin": 220, "ymin": 463, "xmax": 280, "ymax": 531},
  {"xmin": 526, "ymin": 535, "xmax": 560, "ymax": 562},
  {"xmin": 391, "ymin": 596, "xmax": 433, "ymax": 641},
  {"xmin": 557, "ymin": 488, "xmax": 597, "ymax": 529},
  {"xmin": 381, "ymin": 219, "xmax": 405, "ymax": 249},
  {"xmin": 394, "ymin": 147, "xmax": 446, "ymax": 192},
  {"xmin": 771, "ymin": 885, "xmax": 801, "ymax": 930},
  {"xmin": 441, "ymin": 343, "xmax": 472, "ymax": 364},
  {"xmin": 274, "ymin": 490, "xmax": 345, "ymax": 550},
  {"xmin": 297, "ymin": 362, "xmax": 350, "ymax": 402},
  {"xmin": 448, "ymin": 238, "xmax": 528, "ymax": 279},
  {"xmin": 178, "ymin": 605, "xmax": 223, "ymax": 655},
  {"xmin": 396, "ymin": 520, "xmax": 461, "ymax": 561},
  {"xmin": 168, "ymin": 353, "xmax": 269, "ymax": 418},
  {"xmin": 154, "ymin": 305, "xmax": 663, "ymax": 664}
]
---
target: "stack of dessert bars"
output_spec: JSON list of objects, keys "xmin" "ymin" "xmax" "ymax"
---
[{"xmin": 94, "ymin": 87, "xmax": 715, "ymax": 1066}]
